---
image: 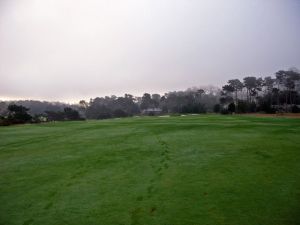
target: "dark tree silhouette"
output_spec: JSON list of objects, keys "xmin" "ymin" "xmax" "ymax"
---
[{"xmin": 6, "ymin": 104, "xmax": 32, "ymax": 124}]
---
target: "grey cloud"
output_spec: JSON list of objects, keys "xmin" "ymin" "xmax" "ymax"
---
[{"xmin": 0, "ymin": 0, "xmax": 300, "ymax": 102}]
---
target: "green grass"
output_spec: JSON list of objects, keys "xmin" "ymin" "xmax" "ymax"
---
[{"xmin": 1, "ymin": 115, "xmax": 300, "ymax": 225}]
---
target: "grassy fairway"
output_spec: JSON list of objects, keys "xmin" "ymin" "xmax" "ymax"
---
[{"xmin": 1, "ymin": 115, "xmax": 300, "ymax": 225}]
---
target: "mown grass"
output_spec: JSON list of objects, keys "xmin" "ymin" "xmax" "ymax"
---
[{"xmin": 1, "ymin": 115, "xmax": 300, "ymax": 225}]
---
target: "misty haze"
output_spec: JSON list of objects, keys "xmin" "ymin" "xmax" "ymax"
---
[{"xmin": 1, "ymin": 1, "xmax": 300, "ymax": 225}]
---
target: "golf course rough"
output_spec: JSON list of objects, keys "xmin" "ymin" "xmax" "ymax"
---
[{"xmin": 0, "ymin": 115, "xmax": 300, "ymax": 225}]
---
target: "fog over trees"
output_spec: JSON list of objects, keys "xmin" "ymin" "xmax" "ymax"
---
[
  {"xmin": 218, "ymin": 68, "xmax": 300, "ymax": 114},
  {"xmin": 1, "ymin": 68, "xmax": 300, "ymax": 125},
  {"xmin": 1, "ymin": 85, "xmax": 220, "ymax": 125}
]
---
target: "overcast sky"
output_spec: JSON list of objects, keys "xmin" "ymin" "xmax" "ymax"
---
[{"xmin": 0, "ymin": 0, "xmax": 300, "ymax": 102}]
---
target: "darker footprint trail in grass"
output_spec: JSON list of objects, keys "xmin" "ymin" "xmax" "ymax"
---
[
  {"xmin": 153, "ymin": 134, "xmax": 171, "ymax": 179},
  {"xmin": 2, "ymin": 116, "xmax": 300, "ymax": 225},
  {"xmin": 43, "ymin": 156, "xmax": 93, "ymax": 212},
  {"xmin": 132, "ymin": 131, "xmax": 171, "ymax": 225}
]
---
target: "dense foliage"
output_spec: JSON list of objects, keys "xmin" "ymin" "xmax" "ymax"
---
[
  {"xmin": 0, "ymin": 104, "xmax": 32, "ymax": 125},
  {"xmin": 218, "ymin": 68, "xmax": 300, "ymax": 114},
  {"xmin": 1, "ymin": 68, "xmax": 300, "ymax": 125},
  {"xmin": 1, "ymin": 86, "xmax": 220, "ymax": 125},
  {"xmin": 0, "ymin": 105, "xmax": 83, "ymax": 126},
  {"xmin": 81, "ymin": 88, "xmax": 219, "ymax": 119}
]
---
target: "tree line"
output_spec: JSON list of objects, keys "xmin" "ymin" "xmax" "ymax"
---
[
  {"xmin": 0, "ymin": 87, "xmax": 219, "ymax": 125},
  {"xmin": 216, "ymin": 68, "xmax": 300, "ymax": 114},
  {"xmin": 81, "ymin": 87, "xmax": 219, "ymax": 119},
  {"xmin": 0, "ymin": 104, "xmax": 83, "ymax": 126},
  {"xmin": 1, "ymin": 68, "xmax": 300, "ymax": 125}
]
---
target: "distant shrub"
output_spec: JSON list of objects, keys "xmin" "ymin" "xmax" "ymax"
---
[
  {"xmin": 5, "ymin": 104, "xmax": 32, "ymax": 125},
  {"xmin": 228, "ymin": 103, "xmax": 235, "ymax": 114},
  {"xmin": 220, "ymin": 108, "xmax": 229, "ymax": 114},
  {"xmin": 257, "ymin": 101, "xmax": 276, "ymax": 114},
  {"xmin": 213, "ymin": 104, "xmax": 221, "ymax": 113},
  {"xmin": 113, "ymin": 109, "xmax": 128, "ymax": 117},
  {"xmin": 236, "ymin": 100, "xmax": 247, "ymax": 113},
  {"xmin": 46, "ymin": 108, "xmax": 84, "ymax": 121},
  {"xmin": 0, "ymin": 116, "xmax": 10, "ymax": 126},
  {"xmin": 247, "ymin": 102, "xmax": 257, "ymax": 113},
  {"xmin": 291, "ymin": 105, "xmax": 300, "ymax": 113}
]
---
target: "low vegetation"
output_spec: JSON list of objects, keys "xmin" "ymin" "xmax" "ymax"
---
[{"xmin": 1, "ymin": 115, "xmax": 300, "ymax": 225}]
